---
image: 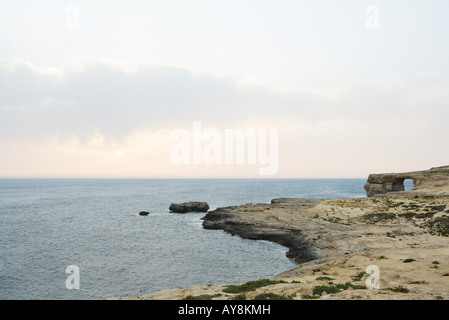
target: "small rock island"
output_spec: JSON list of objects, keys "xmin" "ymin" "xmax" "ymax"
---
[{"xmin": 169, "ymin": 201, "xmax": 210, "ymax": 213}]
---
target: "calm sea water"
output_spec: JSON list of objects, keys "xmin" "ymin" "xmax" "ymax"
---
[{"xmin": 0, "ymin": 178, "xmax": 366, "ymax": 300}]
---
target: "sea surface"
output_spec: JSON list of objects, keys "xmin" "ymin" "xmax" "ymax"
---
[{"xmin": 0, "ymin": 178, "xmax": 367, "ymax": 300}]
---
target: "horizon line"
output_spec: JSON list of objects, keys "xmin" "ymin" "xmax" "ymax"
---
[{"xmin": 0, "ymin": 176, "xmax": 367, "ymax": 180}]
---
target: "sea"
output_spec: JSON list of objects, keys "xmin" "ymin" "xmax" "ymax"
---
[{"xmin": 0, "ymin": 178, "xmax": 368, "ymax": 300}]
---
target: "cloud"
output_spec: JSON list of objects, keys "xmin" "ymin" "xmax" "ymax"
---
[
  {"xmin": 0, "ymin": 58, "xmax": 448, "ymax": 170},
  {"xmin": 0, "ymin": 58, "xmax": 251, "ymax": 142}
]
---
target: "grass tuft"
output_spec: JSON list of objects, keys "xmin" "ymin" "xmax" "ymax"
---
[
  {"xmin": 253, "ymin": 293, "xmax": 293, "ymax": 300},
  {"xmin": 222, "ymin": 279, "xmax": 286, "ymax": 294}
]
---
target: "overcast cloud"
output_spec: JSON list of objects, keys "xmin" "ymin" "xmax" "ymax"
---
[{"xmin": 1, "ymin": 1, "xmax": 448, "ymax": 177}]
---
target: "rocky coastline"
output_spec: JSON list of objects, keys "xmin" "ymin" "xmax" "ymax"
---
[
  {"xmin": 115, "ymin": 166, "xmax": 449, "ymax": 300},
  {"xmin": 201, "ymin": 198, "xmax": 324, "ymax": 264}
]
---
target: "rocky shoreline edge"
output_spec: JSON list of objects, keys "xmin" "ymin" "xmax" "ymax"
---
[
  {"xmin": 113, "ymin": 167, "xmax": 449, "ymax": 300},
  {"xmin": 201, "ymin": 198, "xmax": 324, "ymax": 264}
]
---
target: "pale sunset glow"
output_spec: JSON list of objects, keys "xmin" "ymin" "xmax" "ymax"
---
[{"xmin": 1, "ymin": 1, "xmax": 448, "ymax": 178}]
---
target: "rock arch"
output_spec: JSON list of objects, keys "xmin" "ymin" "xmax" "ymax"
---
[{"xmin": 364, "ymin": 166, "xmax": 449, "ymax": 197}]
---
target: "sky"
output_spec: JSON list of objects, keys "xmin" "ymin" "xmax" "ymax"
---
[{"xmin": 0, "ymin": 0, "xmax": 448, "ymax": 178}]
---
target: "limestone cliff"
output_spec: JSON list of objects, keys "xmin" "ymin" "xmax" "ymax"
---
[{"xmin": 364, "ymin": 165, "xmax": 449, "ymax": 197}]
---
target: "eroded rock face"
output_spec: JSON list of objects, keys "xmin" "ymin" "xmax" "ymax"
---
[
  {"xmin": 364, "ymin": 166, "xmax": 449, "ymax": 197},
  {"xmin": 202, "ymin": 199, "xmax": 329, "ymax": 264}
]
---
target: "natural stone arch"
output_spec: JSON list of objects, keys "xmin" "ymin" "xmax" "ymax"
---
[
  {"xmin": 363, "ymin": 166, "xmax": 449, "ymax": 197},
  {"xmin": 364, "ymin": 175, "xmax": 413, "ymax": 197}
]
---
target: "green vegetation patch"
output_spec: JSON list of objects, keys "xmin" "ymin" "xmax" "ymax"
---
[
  {"xmin": 336, "ymin": 282, "xmax": 367, "ymax": 290},
  {"xmin": 253, "ymin": 293, "xmax": 293, "ymax": 300},
  {"xmin": 309, "ymin": 282, "xmax": 367, "ymax": 298},
  {"xmin": 386, "ymin": 232, "xmax": 396, "ymax": 238},
  {"xmin": 428, "ymin": 205, "xmax": 446, "ymax": 212},
  {"xmin": 425, "ymin": 216, "xmax": 449, "ymax": 237},
  {"xmin": 362, "ymin": 212, "xmax": 397, "ymax": 223},
  {"xmin": 182, "ymin": 294, "xmax": 221, "ymax": 300},
  {"xmin": 230, "ymin": 294, "xmax": 246, "ymax": 300},
  {"xmin": 388, "ymin": 286, "xmax": 410, "ymax": 293},
  {"xmin": 399, "ymin": 212, "xmax": 437, "ymax": 219},
  {"xmin": 353, "ymin": 272, "xmax": 366, "ymax": 281},
  {"xmin": 222, "ymin": 279, "xmax": 286, "ymax": 294},
  {"xmin": 301, "ymin": 294, "xmax": 320, "ymax": 300},
  {"xmin": 312, "ymin": 285, "xmax": 341, "ymax": 296}
]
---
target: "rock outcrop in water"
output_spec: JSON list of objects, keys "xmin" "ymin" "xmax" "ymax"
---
[
  {"xmin": 202, "ymin": 199, "xmax": 326, "ymax": 264},
  {"xmin": 364, "ymin": 165, "xmax": 449, "ymax": 197},
  {"xmin": 169, "ymin": 201, "xmax": 210, "ymax": 213}
]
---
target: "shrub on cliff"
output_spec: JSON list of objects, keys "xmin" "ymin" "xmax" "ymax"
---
[{"xmin": 222, "ymin": 279, "xmax": 286, "ymax": 293}]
